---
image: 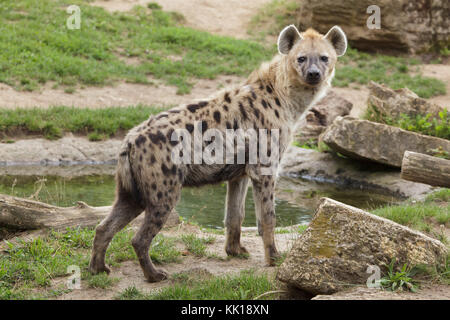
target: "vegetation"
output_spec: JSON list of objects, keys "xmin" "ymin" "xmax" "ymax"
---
[
  {"xmin": 372, "ymin": 188, "xmax": 449, "ymax": 243},
  {"xmin": 0, "ymin": 105, "xmax": 166, "ymax": 140},
  {"xmin": 249, "ymin": 0, "xmax": 300, "ymax": 40},
  {"xmin": 180, "ymin": 234, "xmax": 215, "ymax": 257},
  {"xmin": 0, "ymin": 0, "xmax": 271, "ymax": 94},
  {"xmin": 335, "ymin": 48, "xmax": 445, "ymax": 98},
  {"xmin": 86, "ymin": 272, "xmax": 119, "ymax": 289},
  {"xmin": 0, "ymin": 227, "xmax": 181, "ymax": 299},
  {"xmin": 115, "ymin": 270, "xmax": 276, "ymax": 300},
  {"xmin": 380, "ymin": 259, "xmax": 417, "ymax": 292},
  {"xmin": 365, "ymin": 106, "xmax": 450, "ymax": 141}
]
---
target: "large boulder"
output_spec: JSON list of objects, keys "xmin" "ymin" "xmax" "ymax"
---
[
  {"xmin": 277, "ymin": 198, "xmax": 447, "ymax": 295},
  {"xmin": 321, "ymin": 116, "xmax": 450, "ymax": 167},
  {"xmin": 367, "ymin": 81, "xmax": 446, "ymax": 120},
  {"xmin": 296, "ymin": 0, "xmax": 450, "ymax": 53},
  {"xmin": 296, "ymin": 90, "xmax": 353, "ymax": 144}
]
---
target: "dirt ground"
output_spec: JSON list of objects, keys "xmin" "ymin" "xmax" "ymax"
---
[
  {"xmin": 92, "ymin": 0, "xmax": 271, "ymax": 39},
  {"xmin": 47, "ymin": 222, "xmax": 450, "ymax": 300},
  {"xmin": 52, "ymin": 223, "xmax": 299, "ymax": 300}
]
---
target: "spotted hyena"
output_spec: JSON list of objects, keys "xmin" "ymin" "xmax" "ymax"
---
[{"xmin": 89, "ymin": 25, "xmax": 347, "ymax": 282}]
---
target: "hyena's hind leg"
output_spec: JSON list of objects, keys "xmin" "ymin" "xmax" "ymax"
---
[
  {"xmin": 89, "ymin": 191, "xmax": 144, "ymax": 274},
  {"xmin": 225, "ymin": 176, "xmax": 249, "ymax": 256},
  {"xmin": 132, "ymin": 192, "xmax": 180, "ymax": 282}
]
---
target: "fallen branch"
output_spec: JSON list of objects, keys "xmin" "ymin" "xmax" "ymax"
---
[
  {"xmin": 400, "ymin": 151, "xmax": 450, "ymax": 187},
  {"xmin": 0, "ymin": 194, "xmax": 179, "ymax": 232},
  {"xmin": 0, "ymin": 194, "xmax": 110, "ymax": 230}
]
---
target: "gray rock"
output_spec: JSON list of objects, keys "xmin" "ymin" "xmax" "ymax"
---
[
  {"xmin": 296, "ymin": 90, "xmax": 353, "ymax": 144},
  {"xmin": 321, "ymin": 116, "xmax": 450, "ymax": 167},
  {"xmin": 276, "ymin": 198, "xmax": 447, "ymax": 295},
  {"xmin": 296, "ymin": 0, "xmax": 450, "ymax": 54},
  {"xmin": 367, "ymin": 81, "xmax": 446, "ymax": 119}
]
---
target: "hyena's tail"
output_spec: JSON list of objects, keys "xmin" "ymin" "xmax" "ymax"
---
[{"xmin": 116, "ymin": 142, "xmax": 143, "ymax": 206}]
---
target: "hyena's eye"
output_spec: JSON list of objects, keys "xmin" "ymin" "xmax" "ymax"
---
[
  {"xmin": 320, "ymin": 56, "xmax": 328, "ymax": 62},
  {"xmin": 297, "ymin": 56, "xmax": 306, "ymax": 63}
]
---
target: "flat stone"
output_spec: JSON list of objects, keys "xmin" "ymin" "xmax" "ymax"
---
[{"xmin": 321, "ymin": 116, "xmax": 450, "ymax": 167}]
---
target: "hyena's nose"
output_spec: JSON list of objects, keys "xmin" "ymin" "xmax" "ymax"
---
[{"xmin": 306, "ymin": 67, "xmax": 321, "ymax": 83}]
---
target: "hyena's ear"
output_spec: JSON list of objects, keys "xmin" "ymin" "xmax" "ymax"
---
[
  {"xmin": 324, "ymin": 26, "xmax": 347, "ymax": 56},
  {"xmin": 277, "ymin": 25, "xmax": 302, "ymax": 55}
]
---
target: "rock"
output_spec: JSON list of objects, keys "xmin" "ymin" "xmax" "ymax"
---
[
  {"xmin": 276, "ymin": 198, "xmax": 447, "ymax": 295},
  {"xmin": 0, "ymin": 135, "xmax": 122, "ymax": 166},
  {"xmin": 312, "ymin": 285, "xmax": 450, "ymax": 300},
  {"xmin": 296, "ymin": 90, "xmax": 353, "ymax": 144},
  {"xmin": 296, "ymin": 0, "xmax": 450, "ymax": 54},
  {"xmin": 279, "ymin": 146, "xmax": 432, "ymax": 199},
  {"xmin": 321, "ymin": 116, "xmax": 450, "ymax": 167},
  {"xmin": 367, "ymin": 81, "xmax": 446, "ymax": 120}
]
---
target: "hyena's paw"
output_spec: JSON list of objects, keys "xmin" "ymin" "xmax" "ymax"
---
[
  {"xmin": 88, "ymin": 263, "xmax": 111, "ymax": 275},
  {"xmin": 265, "ymin": 245, "xmax": 281, "ymax": 266},
  {"xmin": 225, "ymin": 244, "xmax": 249, "ymax": 257},
  {"xmin": 145, "ymin": 269, "xmax": 168, "ymax": 283}
]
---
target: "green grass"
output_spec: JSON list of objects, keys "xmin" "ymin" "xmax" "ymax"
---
[
  {"xmin": 180, "ymin": 234, "xmax": 215, "ymax": 257},
  {"xmin": 334, "ymin": 48, "xmax": 446, "ymax": 98},
  {"xmin": 0, "ymin": 105, "xmax": 166, "ymax": 140},
  {"xmin": 0, "ymin": 0, "xmax": 445, "ymax": 102},
  {"xmin": 0, "ymin": 0, "xmax": 271, "ymax": 94},
  {"xmin": 86, "ymin": 272, "xmax": 119, "ymax": 289},
  {"xmin": 115, "ymin": 285, "xmax": 148, "ymax": 300},
  {"xmin": 414, "ymin": 253, "xmax": 450, "ymax": 285},
  {"xmin": 115, "ymin": 270, "xmax": 276, "ymax": 300},
  {"xmin": 371, "ymin": 189, "xmax": 449, "ymax": 241},
  {"xmin": 149, "ymin": 270, "xmax": 275, "ymax": 300},
  {"xmin": 426, "ymin": 188, "xmax": 450, "ymax": 202},
  {"xmin": 0, "ymin": 227, "xmax": 181, "ymax": 299},
  {"xmin": 248, "ymin": 0, "xmax": 300, "ymax": 40}
]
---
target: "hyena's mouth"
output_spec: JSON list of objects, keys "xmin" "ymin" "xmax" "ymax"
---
[{"xmin": 305, "ymin": 78, "xmax": 321, "ymax": 86}]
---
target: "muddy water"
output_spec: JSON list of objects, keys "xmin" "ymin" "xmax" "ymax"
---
[{"xmin": 0, "ymin": 165, "xmax": 398, "ymax": 229}]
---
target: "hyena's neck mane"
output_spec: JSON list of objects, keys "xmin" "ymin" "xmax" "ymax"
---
[{"xmin": 246, "ymin": 55, "xmax": 330, "ymax": 127}]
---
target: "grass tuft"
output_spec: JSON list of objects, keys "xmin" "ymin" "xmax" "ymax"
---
[
  {"xmin": 0, "ymin": 105, "xmax": 166, "ymax": 140},
  {"xmin": 149, "ymin": 270, "xmax": 275, "ymax": 300},
  {"xmin": 181, "ymin": 234, "xmax": 215, "ymax": 257}
]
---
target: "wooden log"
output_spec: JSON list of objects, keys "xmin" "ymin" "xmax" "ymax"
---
[
  {"xmin": 400, "ymin": 151, "xmax": 450, "ymax": 187},
  {"xmin": 0, "ymin": 194, "xmax": 111, "ymax": 230},
  {"xmin": 0, "ymin": 194, "xmax": 179, "ymax": 232}
]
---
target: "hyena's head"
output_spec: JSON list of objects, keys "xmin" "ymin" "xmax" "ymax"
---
[{"xmin": 277, "ymin": 25, "xmax": 347, "ymax": 87}]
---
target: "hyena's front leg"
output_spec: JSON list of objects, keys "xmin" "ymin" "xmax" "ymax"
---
[
  {"xmin": 251, "ymin": 175, "xmax": 280, "ymax": 265},
  {"xmin": 225, "ymin": 176, "xmax": 250, "ymax": 256}
]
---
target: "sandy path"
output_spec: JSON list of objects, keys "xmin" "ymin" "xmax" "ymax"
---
[
  {"xmin": 0, "ymin": 76, "xmax": 243, "ymax": 109},
  {"xmin": 92, "ymin": 0, "xmax": 272, "ymax": 39}
]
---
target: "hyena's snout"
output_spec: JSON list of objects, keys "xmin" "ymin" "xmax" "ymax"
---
[{"xmin": 306, "ymin": 64, "xmax": 321, "ymax": 85}]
